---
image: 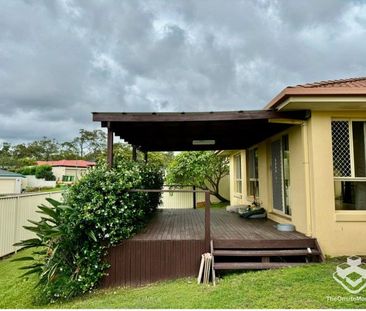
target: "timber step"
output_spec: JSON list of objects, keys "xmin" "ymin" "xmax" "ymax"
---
[
  {"xmin": 213, "ymin": 238, "xmax": 318, "ymax": 250},
  {"xmin": 214, "ymin": 262, "xmax": 303, "ymax": 270},
  {"xmin": 213, "ymin": 249, "xmax": 320, "ymax": 257},
  {"xmin": 210, "ymin": 238, "xmax": 324, "ymax": 279}
]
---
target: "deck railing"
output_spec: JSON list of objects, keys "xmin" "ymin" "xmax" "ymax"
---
[{"xmin": 129, "ymin": 189, "xmax": 211, "ymax": 251}]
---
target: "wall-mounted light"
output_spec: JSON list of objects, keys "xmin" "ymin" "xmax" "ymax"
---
[{"xmin": 192, "ymin": 140, "xmax": 216, "ymax": 145}]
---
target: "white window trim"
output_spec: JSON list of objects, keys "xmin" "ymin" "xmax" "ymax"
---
[
  {"xmin": 332, "ymin": 118, "xmax": 366, "ymax": 216},
  {"xmin": 247, "ymin": 147, "xmax": 259, "ymax": 198},
  {"xmin": 233, "ymin": 153, "xmax": 242, "ymax": 195},
  {"xmin": 332, "ymin": 118, "xmax": 366, "ymax": 180}
]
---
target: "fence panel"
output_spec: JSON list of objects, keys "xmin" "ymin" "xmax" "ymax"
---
[
  {"xmin": 159, "ymin": 181, "xmax": 229, "ymax": 209},
  {"xmin": 159, "ymin": 186, "xmax": 196, "ymax": 209},
  {"xmin": 0, "ymin": 191, "xmax": 63, "ymax": 257}
]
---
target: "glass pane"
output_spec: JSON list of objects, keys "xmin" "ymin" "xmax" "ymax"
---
[
  {"xmin": 249, "ymin": 180, "xmax": 259, "ymax": 198},
  {"xmin": 334, "ymin": 180, "xmax": 366, "ymax": 210},
  {"xmin": 235, "ymin": 181, "xmax": 242, "ymax": 193},
  {"xmin": 282, "ymin": 135, "xmax": 291, "ymax": 215},
  {"xmin": 235, "ymin": 155, "xmax": 241, "ymax": 179},
  {"xmin": 352, "ymin": 121, "xmax": 366, "ymax": 177},
  {"xmin": 332, "ymin": 121, "xmax": 351, "ymax": 177}
]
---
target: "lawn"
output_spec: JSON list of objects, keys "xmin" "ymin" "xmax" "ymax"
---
[{"xmin": 0, "ymin": 249, "xmax": 364, "ymax": 309}]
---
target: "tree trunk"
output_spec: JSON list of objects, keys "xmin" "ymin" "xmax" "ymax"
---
[{"xmin": 210, "ymin": 191, "xmax": 229, "ymax": 203}]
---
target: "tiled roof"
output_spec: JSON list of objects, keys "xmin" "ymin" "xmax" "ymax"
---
[
  {"xmin": 265, "ymin": 76, "xmax": 366, "ymax": 109},
  {"xmin": 36, "ymin": 160, "xmax": 96, "ymax": 168},
  {"xmin": 294, "ymin": 77, "xmax": 366, "ymax": 88}
]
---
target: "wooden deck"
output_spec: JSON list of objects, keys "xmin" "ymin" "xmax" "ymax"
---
[
  {"xmin": 132, "ymin": 208, "xmax": 307, "ymax": 241},
  {"xmin": 102, "ymin": 208, "xmax": 315, "ymax": 288}
]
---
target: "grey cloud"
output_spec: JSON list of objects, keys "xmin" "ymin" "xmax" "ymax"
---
[{"xmin": 1, "ymin": 0, "xmax": 366, "ymax": 144}]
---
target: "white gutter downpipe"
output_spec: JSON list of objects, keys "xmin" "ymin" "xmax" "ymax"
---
[{"xmin": 302, "ymin": 121, "xmax": 313, "ymax": 237}]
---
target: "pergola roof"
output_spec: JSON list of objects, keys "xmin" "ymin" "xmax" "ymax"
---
[{"xmin": 93, "ymin": 110, "xmax": 310, "ymax": 151}]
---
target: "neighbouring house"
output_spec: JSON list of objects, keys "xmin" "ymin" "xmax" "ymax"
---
[
  {"xmin": 92, "ymin": 77, "xmax": 366, "ymax": 288},
  {"xmin": 0, "ymin": 169, "xmax": 24, "ymax": 195},
  {"xmin": 36, "ymin": 160, "xmax": 96, "ymax": 183},
  {"xmin": 224, "ymin": 77, "xmax": 366, "ymax": 256}
]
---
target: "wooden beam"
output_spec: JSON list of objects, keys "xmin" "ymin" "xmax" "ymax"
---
[
  {"xmin": 107, "ymin": 124, "xmax": 114, "ymax": 168},
  {"xmin": 132, "ymin": 145, "xmax": 137, "ymax": 161},
  {"xmin": 93, "ymin": 110, "xmax": 311, "ymax": 123},
  {"xmin": 205, "ymin": 192, "xmax": 211, "ymax": 252},
  {"xmin": 193, "ymin": 185, "xmax": 196, "ymax": 209}
]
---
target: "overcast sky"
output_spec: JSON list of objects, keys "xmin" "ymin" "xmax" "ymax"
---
[{"xmin": 1, "ymin": 0, "xmax": 366, "ymax": 144}]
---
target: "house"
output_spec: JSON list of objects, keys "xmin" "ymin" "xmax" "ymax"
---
[
  {"xmin": 92, "ymin": 76, "xmax": 366, "ymax": 288},
  {"xmin": 36, "ymin": 160, "xmax": 96, "ymax": 183},
  {"xmin": 224, "ymin": 77, "xmax": 366, "ymax": 256},
  {"xmin": 0, "ymin": 169, "xmax": 24, "ymax": 195}
]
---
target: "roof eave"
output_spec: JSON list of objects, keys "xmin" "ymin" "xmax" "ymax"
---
[{"xmin": 265, "ymin": 87, "xmax": 366, "ymax": 110}]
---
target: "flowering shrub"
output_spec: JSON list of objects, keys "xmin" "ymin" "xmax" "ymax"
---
[{"xmin": 15, "ymin": 161, "xmax": 163, "ymax": 302}]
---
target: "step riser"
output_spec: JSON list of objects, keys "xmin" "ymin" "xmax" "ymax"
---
[
  {"xmin": 211, "ymin": 238, "xmax": 323, "ymax": 274},
  {"xmin": 213, "ymin": 250, "xmax": 320, "ymax": 257},
  {"xmin": 214, "ymin": 262, "xmax": 303, "ymax": 270},
  {"xmin": 214, "ymin": 239, "xmax": 317, "ymax": 250}
]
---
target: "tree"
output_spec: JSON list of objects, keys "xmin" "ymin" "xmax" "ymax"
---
[
  {"xmin": 166, "ymin": 151, "xmax": 229, "ymax": 202},
  {"xmin": 110, "ymin": 143, "xmax": 175, "ymax": 170},
  {"xmin": 59, "ymin": 141, "xmax": 79, "ymax": 159},
  {"xmin": 35, "ymin": 165, "xmax": 56, "ymax": 181},
  {"xmin": 73, "ymin": 129, "xmax": 107, "ymax": 159},
  {"xmin": 0, "ymin": 142, "xmax": 13, "ymax": 168}
]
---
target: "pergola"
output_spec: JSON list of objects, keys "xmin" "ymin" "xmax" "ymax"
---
[{"xmin": 92, "ymin": 110, "xmax": 310, "ymax": 166}]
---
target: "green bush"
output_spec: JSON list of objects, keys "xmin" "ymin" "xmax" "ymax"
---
[
  {"xmin": 17, "ymin": 166, "xmax": 36, "ymax": 175},
  {"xmin": 35, "ymin": 165, "xmax": 56, "ymax": 181},
  {"xmin": 15, "ymin": 162, "xmax": 163, "ymax": 302}
]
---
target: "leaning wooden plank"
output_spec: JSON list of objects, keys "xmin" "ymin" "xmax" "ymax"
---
[
  {"xmin": 210, "ymin": 241, "xmax": 216, "ymax": 286},
  {"xmin": 203, "ymin": 253, "xmax": 210, "ymax": 284},
  {"xmin": 197, "ymin": 254, "xmax": 205, "ymax": 284}
]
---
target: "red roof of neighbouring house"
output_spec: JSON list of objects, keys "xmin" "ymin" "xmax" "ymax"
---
[
  {"xmin": 36, "ymin": 160, "xmax": 96, "ymax": 168},
  {"xmin": 265, "ymin": 77, "xmax": 366, "ymax": 110}
]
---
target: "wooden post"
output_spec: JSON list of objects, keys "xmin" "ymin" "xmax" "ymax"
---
[
  {"xmin": 132, "ymin": 145, "xmax": 137, "ymax": 161},
  {"xmin": 144, "ymin": 151, "xmax": 148, "ymax": 163},
  {"xmin": 193, "ymin": 185, "xmax": 196, "ymax": 209},
  {"xmin": 107, "ymin": 124, "xmax": 114, "ymax": 168},
  {"xmin": 204, "ymin": 191, "xmax": 211, "ymax": 252}
]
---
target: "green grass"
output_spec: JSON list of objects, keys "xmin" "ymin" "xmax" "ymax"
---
[{"xmin": 0, "ymin": 250, "xmax": 365, "ymax": 309}]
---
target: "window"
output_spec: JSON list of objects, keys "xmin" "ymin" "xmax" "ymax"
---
[
  {"xmin": 332, "ymin": 120, "xmax": 366, "ymax": 210},
  {"xmin": 282, "ymin": 135, "xmax": 291, "ymax": 215},
  {"xmin": 62, "ymin": 175, "xmax": 75, "ymax": 182},
  {"xmin": 234, "ymin": 154, "xmax": 242, "ymax": 193},
  {"xmin": 247, "ymin": 148, "xmax": 259, "ymax": 198}
]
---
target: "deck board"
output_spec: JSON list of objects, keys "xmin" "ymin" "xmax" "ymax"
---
[
  {"xmin": 132, "ymin": 208, "xmax": 307, "ymax": 241},
  {"xmin": 103, "ymin": 208, "xmax": 312, "ymax": 288}
]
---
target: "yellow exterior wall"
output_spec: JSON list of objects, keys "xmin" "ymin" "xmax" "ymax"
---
[
  {"xmin": 228, "ymin": 110, "xmax": 366, "ymax": 256},
  {"xmin": 228, "ymin": 126, "xmax": 308, "ymax": 234},
  {"xmin": 307, "ymin": 111, "xmax": 366, "ymax": 256}
]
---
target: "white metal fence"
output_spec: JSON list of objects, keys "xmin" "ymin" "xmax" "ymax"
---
[
  {"xmin": 0, "ymin": 177, "xmax": 230, "ymax": 257},
  {"xmin": 158, "ymin": 186, "xmax": 221, "ymax": 209},
  {"xmin": 0, "ymin": 191, "xmax": 63, "ymax": 258}
]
